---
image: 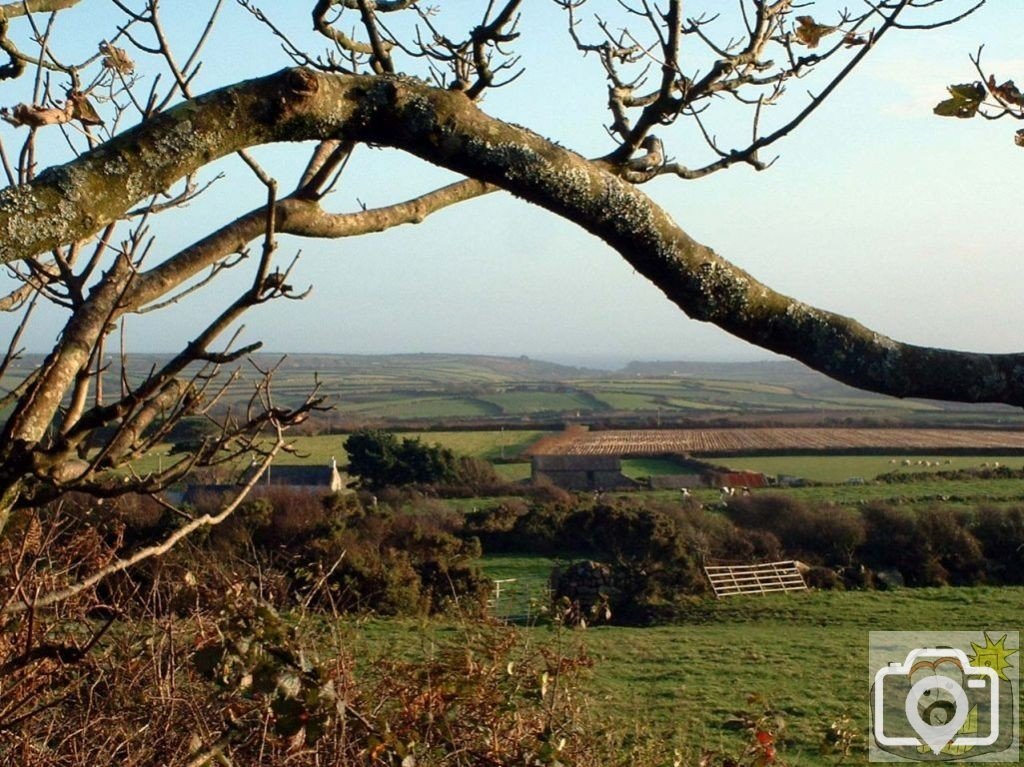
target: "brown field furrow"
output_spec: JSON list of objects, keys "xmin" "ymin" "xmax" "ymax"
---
[{"xmin": 532, "ymin": 428, "xmax": 1024, "ymax": 456}]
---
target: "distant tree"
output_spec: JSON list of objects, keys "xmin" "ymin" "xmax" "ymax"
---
[{"xmin": 344, "ymin": 429, "xmax": 457, "ymax": 489}]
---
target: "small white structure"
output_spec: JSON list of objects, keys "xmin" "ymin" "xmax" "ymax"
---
[{"xmin": 704, "ymin": 560, "xmax": 808, "ymax": 598}]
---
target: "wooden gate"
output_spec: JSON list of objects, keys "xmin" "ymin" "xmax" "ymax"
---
[{"xmin": 704, "ymin": 560, "xmax": 807, "ymax": 598}]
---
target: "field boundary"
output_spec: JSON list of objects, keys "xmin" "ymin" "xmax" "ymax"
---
[{"xmin": 704, "ymin": 560, "xmax": 808, "ymax": 598}]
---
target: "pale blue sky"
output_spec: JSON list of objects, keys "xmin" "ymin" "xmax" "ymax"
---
[{"xmin": 1, "ymin": 1, "xmax": 1021, "ymax": 368}]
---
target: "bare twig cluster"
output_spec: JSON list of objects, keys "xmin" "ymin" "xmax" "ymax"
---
[{"xmin": 557, "ymin": 0, "xmax": 983, "ymax": 180}]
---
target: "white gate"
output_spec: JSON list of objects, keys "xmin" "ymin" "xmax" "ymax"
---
[{"xmin": 704, "ymin": 560, "xmax": 807, "ymax": 598}]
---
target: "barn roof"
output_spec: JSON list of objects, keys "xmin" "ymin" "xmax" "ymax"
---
[
  {"xmin": 531, "ymin": 454, "xmax": 622, "ymax": 471},
  {"xmin": 237, "ymin": 464, "xmax": 342, "ymax": 487}
]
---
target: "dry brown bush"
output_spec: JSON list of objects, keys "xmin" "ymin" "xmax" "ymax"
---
[{"xmin": 0, "ymin": 508, "xmax": 607, "ymax": 767}]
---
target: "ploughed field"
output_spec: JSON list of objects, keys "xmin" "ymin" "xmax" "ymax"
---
[{"xmin": 529, "ymin": 427, "xmax": 1024, "ymax": 456}]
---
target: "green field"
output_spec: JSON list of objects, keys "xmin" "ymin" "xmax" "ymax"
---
[
  {"xmin": 590, "ymin": 390, "xmax": 665, "ymax": 411},
  {"xmin": 492, "ymin": 462, "xmax": 531, "ymax": 481},
  {"xmin": 286, "ymin": 429, "xmax": 548, "ymax": 464},
  {"xmin": 478, "ymin": 390, "xmax": 604, "ymax": 414},
  {"xmin": 121, "ymin": 429, "xmax": 549, "ymax": 477},
  {"xmin": 628, "ymin": 475, "xmax": 1024, "ymax": 512},
  {"xmin": 364, "ymin": 571, "xmax": 1024, "ymax": 766},
  {"xmin": 334, "ymin": 395, "xmax": 500, "ymax": 419},
  {"xmin": 12, "ymin": 352, "xmax": 1024, "ymax": 427},
  {"xmin": 621, "ymin": 457, "xmax": 695, "ymax": 479},
  {"xmin": 720, "ymin": 454, "xmax": 1024, "ymax": 484},
  {"xmin": 481, "ymin": 554, "xmax": 559, "ymax": 621},
  {"xmin": 578, "ymin": 588, "xmax": 1022, "ymax": 765}
]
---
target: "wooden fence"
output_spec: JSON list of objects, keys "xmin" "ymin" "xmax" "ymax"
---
[{"xmin": 703, "ymin": 560, "xmax": 807, "ymax": 598}]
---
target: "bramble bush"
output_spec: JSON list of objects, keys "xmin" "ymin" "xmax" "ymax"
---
[{"xmin": 0, "ymin": 513, "xmax": 608, "ymax": 766}]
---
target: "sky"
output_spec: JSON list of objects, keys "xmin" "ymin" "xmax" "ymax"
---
[{"xmin": 1, "ymin": 0, "xmax": 1022, "ymax": 368}]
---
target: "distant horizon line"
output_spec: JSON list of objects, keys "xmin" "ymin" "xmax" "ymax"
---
[{"xmin": 14, "ymin": 349, "xmax": 788, "ymax": 368}]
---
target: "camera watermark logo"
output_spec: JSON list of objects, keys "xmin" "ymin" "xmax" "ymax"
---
[{"xmin": 869, "ymin": 632, "xmax": 1019, "ymax": 762}]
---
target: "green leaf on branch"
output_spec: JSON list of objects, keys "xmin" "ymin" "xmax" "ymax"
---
[{"xmin": 933, "ymin": 82, "xmax": 985, "ymax": 119}]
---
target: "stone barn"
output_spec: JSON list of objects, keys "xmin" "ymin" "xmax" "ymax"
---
[
  {"xmin": 249, "ymin": 457, "xmax": 352, "ymax": 494},
  {"xmin": 180, "ymin": 458, "xmax": 353, "ymax": 505},
  {"xmin": 530, "ymin": 455, "xmax": 635, "ymax": 491}
]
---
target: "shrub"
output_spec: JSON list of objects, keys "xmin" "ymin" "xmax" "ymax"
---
[
  {"xmin": 455, "ymin": 455, "xmax": 504, "ymax": 488},
  {"xmin": 804, "ymin": 565, "xmax": 844, "ymax": 590},
  {"xmin": 463, "ymin": 499, "xmax": 531, "ymax": 550},
  {"xmin": 507, "ymin": 501, "xmax": 573, "ymax": 554},
  {"xmin": 725, "ymin": 495, "xmax": 865, "ymax": 566},
  {"xmin": 0, "ymin": 535, "xmax": 602, "ymax": 767},
  {"xmin": 553, "ymin": 502, "xmax": 706, "ymax": 623},
  {"xmin": 784, "ymin": 506, "xmax": 866, "ymax": 566},
  {"xmin": 859, "ymin": 504, "xmax": 934, "ymax": 585},
  {"xmin": 296, "ymin": 505, "xmax": 491, "ymax": 616},
  {"xmin": 724, "ymin": 493, "xmax": 806, "ymax": 533},
  {"xmin": 972, "ymin": 505, "xmax": 1024, "ymax": 584},
  {"xmin": 674, "ymin": 505, "xmax": 767, "ymax": 562},
  {"xmin": 915, "ymin": 507, "xmax": 985, "ymax": 586}
]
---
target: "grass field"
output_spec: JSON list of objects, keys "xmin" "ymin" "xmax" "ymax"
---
[
  {"xmin": 478, "ymin": 390, "xmax": 604, "ymax": 415},
  {"xmin": 577, "ymin": 588, "xmax": 1022, "ymax": 765},
  {"xmin": 481, "ymin": 554, "xmax": 559, "ymax": 621},
  {"xmin": 291, "ymin": 429, "xmax": 550, "ymax": 463},
  {"xmin": 334, "ymin": 396, "xmax": 500, "ymax": 419},
  {"xmin": 719, "ymin": 454, "xmax": 1024, "ymax": 484},
  {"xmin": 122, "ymin": 429, "xmax": 550, "ymax": 476},
  {"xmin": 362, "ymin": 566, "xmax": 1024, "ymax": 766},
  {"xmin": 13, "ymin": 353, "xmax": 1024, "ymax": 427},
  {"xmin": 620, "ymin": 457, "xmax": 695, "ymax": 479},
  {"xmin": 630, "ymin": 476, "xmax": 1024, "ymax": 511},
  {"xmin": 492, "ymin": 462, "xmax": 531, "ymax": 481}
]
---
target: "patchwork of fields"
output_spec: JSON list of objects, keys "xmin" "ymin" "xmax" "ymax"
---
[
  {"xmin": 14, "ymin": 352, "xmax": 1015, "ymax": 426},
  {"xmin": 92, "ymin": 354, "xmax": 1024, "ymax": 765}
]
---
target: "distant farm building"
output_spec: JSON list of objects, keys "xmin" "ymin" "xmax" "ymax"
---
[
  {"xmin": 181, "ymin": 458, "xmax": 352, "ymax": 505},
  {"xmin": 646, "ymin": 469, "xmax": 768, "ymax": 490},
  {"xmin": 531, "ymin": 455, "xmax": 635, "ymax": 491},
  {"xmin": 260, "ymin": 458, "xmax": 352, "ymax": 494},
  {"xmin": 708, "ymin": 470, "xmax": 769, "ymax": 489},
  {"xmin": 647, "ymin": 473, "xmax": 706, "ymax": 490}
]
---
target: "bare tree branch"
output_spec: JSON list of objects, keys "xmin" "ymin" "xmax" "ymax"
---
[
  {"xmin": 0, "ymin": 66, "xmax": 1020, "ymax": 409},
  {"xmin": 2, "ymin": 427, "xmax": 285, "ymax": 615}
]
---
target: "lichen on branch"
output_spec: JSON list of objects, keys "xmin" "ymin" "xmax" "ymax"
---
[{"xmin": 1, "ymin": 67, "xmax": 1023, "ymax": 407}]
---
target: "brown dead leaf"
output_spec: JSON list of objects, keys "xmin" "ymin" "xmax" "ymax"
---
[
  {"xmin": 68, "ymin": 91, "xmax": 104, "ymax": 126},
  {"xmin": 100, "ymin": 41, "xmax": 134, "ymax": 75},
  {"xmin": 794, "ymin": 16, "xmax": 836, "ymax": 49},
  {"xmin": 988, "ymin": 75, "xmax": 1024, "ymax": 107},
  {"xmin": 0, "ymin": 101, "xmax": 73, "ymax": 128},
  {"xmin": 842, "ymin": 31, "xmax": 868, "ymax": 47}
]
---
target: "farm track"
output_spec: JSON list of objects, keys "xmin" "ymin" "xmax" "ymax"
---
[{"xmin": 528, "ymin": 428, "xmax": 1024, "ymax": 456}]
